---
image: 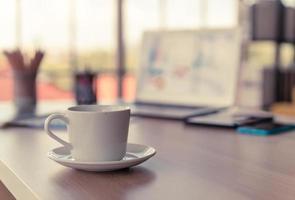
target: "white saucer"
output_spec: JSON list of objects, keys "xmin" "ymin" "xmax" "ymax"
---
[{"xmin": 47, "ymin": 143, "xmax": 156, "ymax": 172}]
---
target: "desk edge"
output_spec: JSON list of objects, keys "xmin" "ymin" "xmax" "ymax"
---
[{"xmin": 0, "ymin": 160, "xmax": 39, "ymax": 200}]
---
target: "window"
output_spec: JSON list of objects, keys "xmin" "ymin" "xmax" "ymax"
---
[
  {"xmin": 0, "ymin": 0, "xmax": 239, "ymax": 102},
  {"xmin": 0, "ymin": 0, "xmax": 16, "ymax": 101}
]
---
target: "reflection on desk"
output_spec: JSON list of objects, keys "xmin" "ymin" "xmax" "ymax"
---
[{"xmin": 1, "ymin": 118, "xmax": 295, "ymax": 199}]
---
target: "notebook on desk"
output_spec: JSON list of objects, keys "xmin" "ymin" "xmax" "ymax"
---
[
  {"xmin": 185, "ymin": 107, "xmax": 274, "ymax": 128},
  {"xmin": 128, "ymin": 28, "xmax": 241, "ymax": 120}
]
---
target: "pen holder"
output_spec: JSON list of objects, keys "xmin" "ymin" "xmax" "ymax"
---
[{"xmin": 12, "ymin": 70, "xmax": 37, "ymax": 119}]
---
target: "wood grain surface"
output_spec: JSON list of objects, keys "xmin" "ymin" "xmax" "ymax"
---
[
  {"xmin": 0, "ymin": 181, "xmax": 15, "ymax": 200},
  {"xmin": 1, "ymin": 117, "xmax": 295, "ymax": 200}
]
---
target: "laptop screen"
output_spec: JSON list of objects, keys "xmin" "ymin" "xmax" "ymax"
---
[{"xmin": 135, "ymin": 28, "xmax": 241, "ymax": 107}]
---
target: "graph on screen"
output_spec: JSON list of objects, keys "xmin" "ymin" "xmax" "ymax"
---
[{"xmin": 136, "ymin": 29, "xmax": 241, "ymax": 107}]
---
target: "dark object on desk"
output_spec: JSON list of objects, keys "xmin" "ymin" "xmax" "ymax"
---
[
  {"xmin": 74, "ymin": 71, "xmax": 97, "ymax": 105},
  {"xmin": 237, "ymin": 121, "xmax": 295, "ymax": 136},
  {"xmin": 263, "ymin": 67, "xmax": 295, "ymax": 108},
  {"xmin": 276, "ymin": 68, "xmax": 295, "ymax": 102},
  {"xmin": 185, "ymin": 109, "xmax": 273, "ymax": 128}
]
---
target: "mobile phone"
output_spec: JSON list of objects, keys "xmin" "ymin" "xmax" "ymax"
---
[{"xmin": 237, "ymin": 122, "xmax": 295, "ymax": 136}]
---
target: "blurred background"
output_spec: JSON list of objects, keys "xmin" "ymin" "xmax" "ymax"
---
[{"xmin": 0, "ymin": 0, "xmax": 294, "ymax": 109}]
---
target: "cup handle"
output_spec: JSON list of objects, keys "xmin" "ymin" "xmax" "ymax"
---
[{"xmin": 44, "ymin": 113, "xmax": 72, "ymax": 149}]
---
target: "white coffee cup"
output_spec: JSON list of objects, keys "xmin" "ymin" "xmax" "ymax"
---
[{"xmin": 44, "ymin": 105, "xmax": 130, "ymax": 162}]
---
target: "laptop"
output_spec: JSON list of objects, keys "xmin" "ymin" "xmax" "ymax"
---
[{"xmin": 127, "ymin": 28, "xmax": 241, "ymax": 120}]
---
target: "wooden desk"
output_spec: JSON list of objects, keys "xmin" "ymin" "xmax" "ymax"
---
[
  {"xmin": 0, "ymin": 180, "xmax": 15, "ymax": 200},
  {"xmin": 1, "ymin": 118, "xmax": 295, "ymax": 200}
]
